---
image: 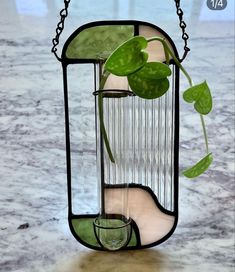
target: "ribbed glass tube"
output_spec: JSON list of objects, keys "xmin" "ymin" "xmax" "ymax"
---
[{"xmin": 94, "ymin": 90, "xmax": 133, "ymax": 251}]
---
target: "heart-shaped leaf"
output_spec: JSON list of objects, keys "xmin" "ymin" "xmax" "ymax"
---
[
  {"xmin": 183, "ymin": 81, "xmax": 212, "ymax": 115},
  {"xmin": 104, "ymin": 36, "xmax": 148, "ymax": 76},
  {"xmin": 131, "ymin": 62, "xmax": 172, "ymax": 79},
  {"xmin": 127, "ymin": 62, "xmax": 171, "ymax": 99},
  {"xmin": 183, "ymin": 152, "xmax": 213, "ymax": 178}
]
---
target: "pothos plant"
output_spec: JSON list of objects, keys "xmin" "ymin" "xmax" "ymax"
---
[{"xmin": 98, "ymin": 36, "xmax": 213, "ymax": 178}]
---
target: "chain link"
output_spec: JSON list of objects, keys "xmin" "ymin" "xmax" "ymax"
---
[
  {"xmin": 174, "ymin": 0, "xmax": 190, "ymax": 61},
  {"xmin": 51, "ymin": 0, "xmax": 71, "ymax": 61},
  {"xmin": 52, "ymin": 0, "xmax": 190, "ymax": 62}
]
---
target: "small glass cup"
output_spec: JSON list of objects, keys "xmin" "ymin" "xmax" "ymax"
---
[{"xmin": 93, "ymin": 215, "xmax": 132, "ymax": 251}]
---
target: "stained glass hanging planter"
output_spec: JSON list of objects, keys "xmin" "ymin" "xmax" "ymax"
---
[{"xmin": 51, "ymin": 0, "xmax": 212, "ymax": 251}]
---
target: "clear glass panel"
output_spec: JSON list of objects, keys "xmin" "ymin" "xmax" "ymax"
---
[{"xmin": 67, "ymin": 64, "xmax": 98, "ymax": 215}]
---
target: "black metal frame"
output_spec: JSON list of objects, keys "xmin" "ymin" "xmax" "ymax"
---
[{"xmin": 61, "ymin": 20, "xmax": 180, "ymax": 250}]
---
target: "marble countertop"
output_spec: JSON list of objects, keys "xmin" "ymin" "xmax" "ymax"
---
[{"xmin": 0, "ymin": 0, "xmax": 234, "ymax": 271}]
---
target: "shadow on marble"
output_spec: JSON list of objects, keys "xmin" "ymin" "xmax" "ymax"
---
[{"xmin": 52, "ymin": 249, "xmax": 179, "ymax": 272}]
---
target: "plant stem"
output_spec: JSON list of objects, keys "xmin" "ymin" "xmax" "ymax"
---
[
  {"xmin": 200, "ymin": 114, "xmax": 209, "ymax": 154},
  {"xmin": 98, "ymin": 70, "xmax": 115, "ymax": 163},
  {"xmin": 98, "ymin": 92, "xmax": 115, "ymax": 163},
  {"xmin": 162, "ymin": 39, "xmax": 170, "ymax": 65},
  {"xmin": 100, "ymin": 70, "xmax": 110, "ymax": 89}
]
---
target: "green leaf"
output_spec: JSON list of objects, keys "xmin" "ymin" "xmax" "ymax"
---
[
  {"xmin": 183, "ymin": 152, "xmax": 213, "ymax": 178},
  {"xmin": 132, "ymin": 62, "xmax": 172, "ymax": 79},
  {"xmin": 127, "ymin": 62, "xmax": 171, "ymax": 99},
  {"xmin": 183, "ymin": 81, "xmax": 212, "ymax": 115},
  {"xmin": 104, "ymin": 36, "xmax": 148, "ymax": 76}
]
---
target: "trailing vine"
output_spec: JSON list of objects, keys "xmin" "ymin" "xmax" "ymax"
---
[{"xmin": 98, "ymin": 36, "xmax": 213, "ymax": 178}]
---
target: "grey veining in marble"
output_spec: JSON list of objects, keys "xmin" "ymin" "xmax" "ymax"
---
[{"xmin": 0, "ymin": 0, "xmax": 234, "ymax": 271}]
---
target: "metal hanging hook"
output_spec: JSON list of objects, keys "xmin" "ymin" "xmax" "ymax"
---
[
  {"xmin": 51, "ymin": 0, "xmax": 71, "ymax": 62},
  {"xmin": 174, "ymin": 0, "xmax": 190, "ymax": 61}
]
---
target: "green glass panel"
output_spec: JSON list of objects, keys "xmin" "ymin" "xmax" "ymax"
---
[
  {"xmin": 72, "ymin": 218, "xmax": 100, "ymax": 247},
  {"xmin": 71, "ymin": 217, "xmax": 138, "ymax": 248},
  {"xmin": 66, "ymin": 25, "xmax": 134, "ymax": 59}
]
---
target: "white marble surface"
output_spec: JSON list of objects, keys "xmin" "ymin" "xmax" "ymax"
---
[{"xmin": 0, "ymin": 0, "xmax": 234, "ymax": 271}]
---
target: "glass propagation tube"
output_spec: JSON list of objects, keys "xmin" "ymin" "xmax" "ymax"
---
[{"xmin": 93, "ymin": 89, "xmax": 133, "ymax": 251}]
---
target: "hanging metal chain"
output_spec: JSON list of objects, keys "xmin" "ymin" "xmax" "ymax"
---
[
  {"xmin": 51, "ymin": 0, "xmax": 190, "ymax": 62},
  {"xmin": 51, "ymin": 0, "xmax": 71, "ymax": 61},
  {"xmin": 174, "ymin": 0, "xmax": 190, "ymax": 62}
]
